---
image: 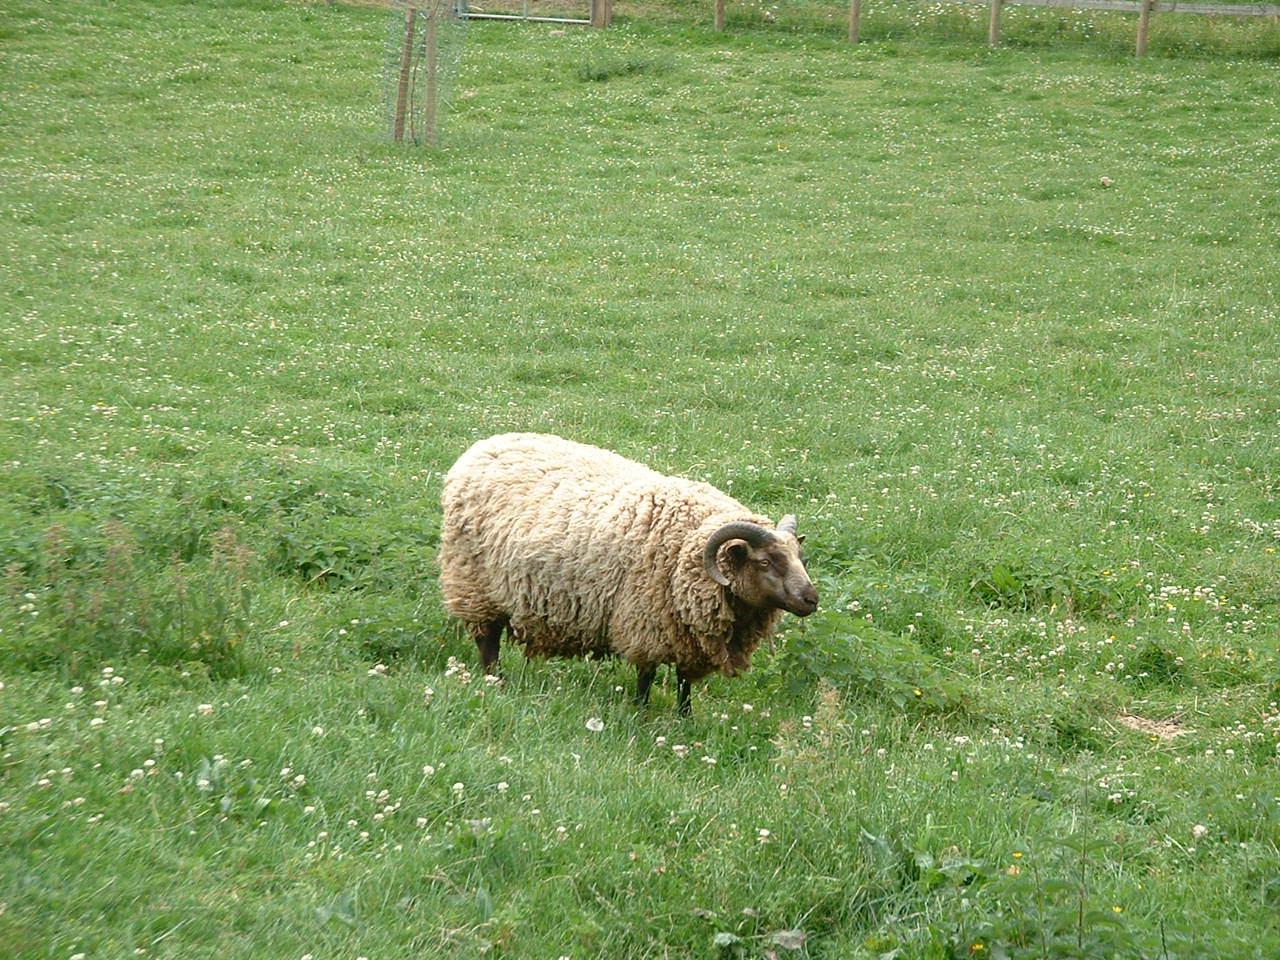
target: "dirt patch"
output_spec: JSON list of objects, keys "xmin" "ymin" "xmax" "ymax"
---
[{"xmin": 1116, "ymin": 714, "xmax": 1189, "ymax": 739}]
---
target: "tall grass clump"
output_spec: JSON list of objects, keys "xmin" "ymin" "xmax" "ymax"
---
[{"xmin": 1, "ymin": 520, "xmax": 253, "ymax": 678}]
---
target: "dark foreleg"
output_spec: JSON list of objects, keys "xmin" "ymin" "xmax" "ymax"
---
[
  {"xmin": 474, "ymin": 618, "xmax": 506, "ymax": 676},
  {"xmin": 676, "ymin": 668, "xmax": 693, "ymax": 717},
  {"xmin": 635, "ymin": 664, "xmax": 657, "ymax": 706}
]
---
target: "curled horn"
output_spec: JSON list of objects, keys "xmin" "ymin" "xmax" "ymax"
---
[
  {"xmin": 703, "ymin": 521, "xmax": 776, "ymax": 587},
  {"xmin": 777, "ymin": 515, "xmax": 798, "ymax": 536}
]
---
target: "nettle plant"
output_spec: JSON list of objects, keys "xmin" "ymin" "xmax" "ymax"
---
[{"xmin": 752, "ymin": 575, "xmax": 964, "ymax": 714}]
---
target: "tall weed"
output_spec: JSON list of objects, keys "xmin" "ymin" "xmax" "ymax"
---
[{"xmin": 0, "ymin": 520, "xmax": 253, "ymax": 677}]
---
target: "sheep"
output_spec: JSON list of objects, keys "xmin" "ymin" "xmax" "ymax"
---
[{"xmin": 438, "ymin": 433, "xmax": 818, "ymax": 714}]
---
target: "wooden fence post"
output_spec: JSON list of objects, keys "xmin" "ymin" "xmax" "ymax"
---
[
  {"xmin": 848, "ymin": 0, "xmax": 862, "ymax": 42},
  {"xmin": 715, "ymin": 0, "xmax": 726, "ymax": 30},
  {"xmin": 591, "ymin": 0, "xmax": 613, "ymax": 28},
  {"xmin": 1136, "ymin": 0, "xmax": 1153, "ymax": 54},
  {"xmin": 424, "ymin": 6, "xmax": 438, "ymax": 146},
  {"xmin": 393, "ymin": 6, "xmax": 417, "ymax": 143},
  {"xmin": 988, "ymin": 0, "xmax": 1004, "ymax": 45}
]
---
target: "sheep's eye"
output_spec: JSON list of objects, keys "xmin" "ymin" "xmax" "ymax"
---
[{"xmin": 756, "ymin": 558, "xmax": 772, "ymax": 569}]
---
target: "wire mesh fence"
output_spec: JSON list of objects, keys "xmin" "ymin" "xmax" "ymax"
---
[{"xmin": 383, "ymin": 0, "xmax": 468, "ymax": 146}]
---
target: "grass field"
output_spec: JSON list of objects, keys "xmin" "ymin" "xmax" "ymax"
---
[{"xmin": 2, "ymin": 0, "xmax": 1279, "ymax": 957}]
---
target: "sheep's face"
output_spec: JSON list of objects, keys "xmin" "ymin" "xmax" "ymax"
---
[{"xmin": 716, "ymin": 532, "xmax": 819, "ymax": 617}]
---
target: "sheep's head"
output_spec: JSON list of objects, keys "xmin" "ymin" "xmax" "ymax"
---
[{"xmin": 703, "ymin": 516, "xmax": 819, "ymax": 617}]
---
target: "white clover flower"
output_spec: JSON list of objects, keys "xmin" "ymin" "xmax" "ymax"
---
[
  {"xmin": 443, "ymin": 657, "xmax": 473, "ymax": 684},
  {"xmin": 196, "ymin": 703, "xmax": 214, "ymax": 716},
  {"xmin": 1192, "ymin": 824, "xmax": 1209, "ymax": 839},
  {"xmin": 422, "ymin": 764, "xmax": 436, "ymax": 776},
  {"xmin": 585, "ymin": 717, "xmax": 605, "ymax": 733},
  {"xmin": 671, "ymin": 744, "xmax": 689, "ymax": 758}
]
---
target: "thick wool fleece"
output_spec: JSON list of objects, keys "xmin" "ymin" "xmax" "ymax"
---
[{"xmin": 439, "ymin": 433, "xmax": 783, "ymax": 681}]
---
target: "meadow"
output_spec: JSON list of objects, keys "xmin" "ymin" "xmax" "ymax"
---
[{"xmin": 1, "ymin": 0, "xmax": 1278, "ymax": 956}]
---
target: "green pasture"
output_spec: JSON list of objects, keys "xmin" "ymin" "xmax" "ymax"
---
[{"xmin": 1, "ymin": 0, "xmax": 1278, "ymax": 956}]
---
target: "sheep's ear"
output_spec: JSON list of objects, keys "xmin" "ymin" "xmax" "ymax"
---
[
  {"xmin": 795, "ymin": 534, "xmax": 806, "ymax": 545},
  {"xmin": 718, "ymin": 539, "xmax": 752, "ymax": 571}
]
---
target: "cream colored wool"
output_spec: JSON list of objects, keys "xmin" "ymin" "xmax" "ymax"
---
[{"xmin": 439, "ymin": 433, "xmax": 786, "ymax": 682}]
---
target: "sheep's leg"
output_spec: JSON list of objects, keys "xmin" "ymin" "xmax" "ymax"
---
[
  {"xmin": 676, "ymin": 669, "xmax": 693, "ymax": 717},
  {"xmin": 474, "ymin": 618, "xmax": 506, "ymax": 675},
  {"xmin": 635, "ymin": 664, "xmax": 657, "ymax": 706}
]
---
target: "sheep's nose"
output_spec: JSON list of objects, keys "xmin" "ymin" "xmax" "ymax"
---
[{"xmin": 789, "ymin": 585, "xmax": 819, "ymax": 617}]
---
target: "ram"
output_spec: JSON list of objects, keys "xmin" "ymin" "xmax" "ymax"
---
[{"xmin": 439, "ymin": 433, "xmax": 818, "ymax": 714}]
